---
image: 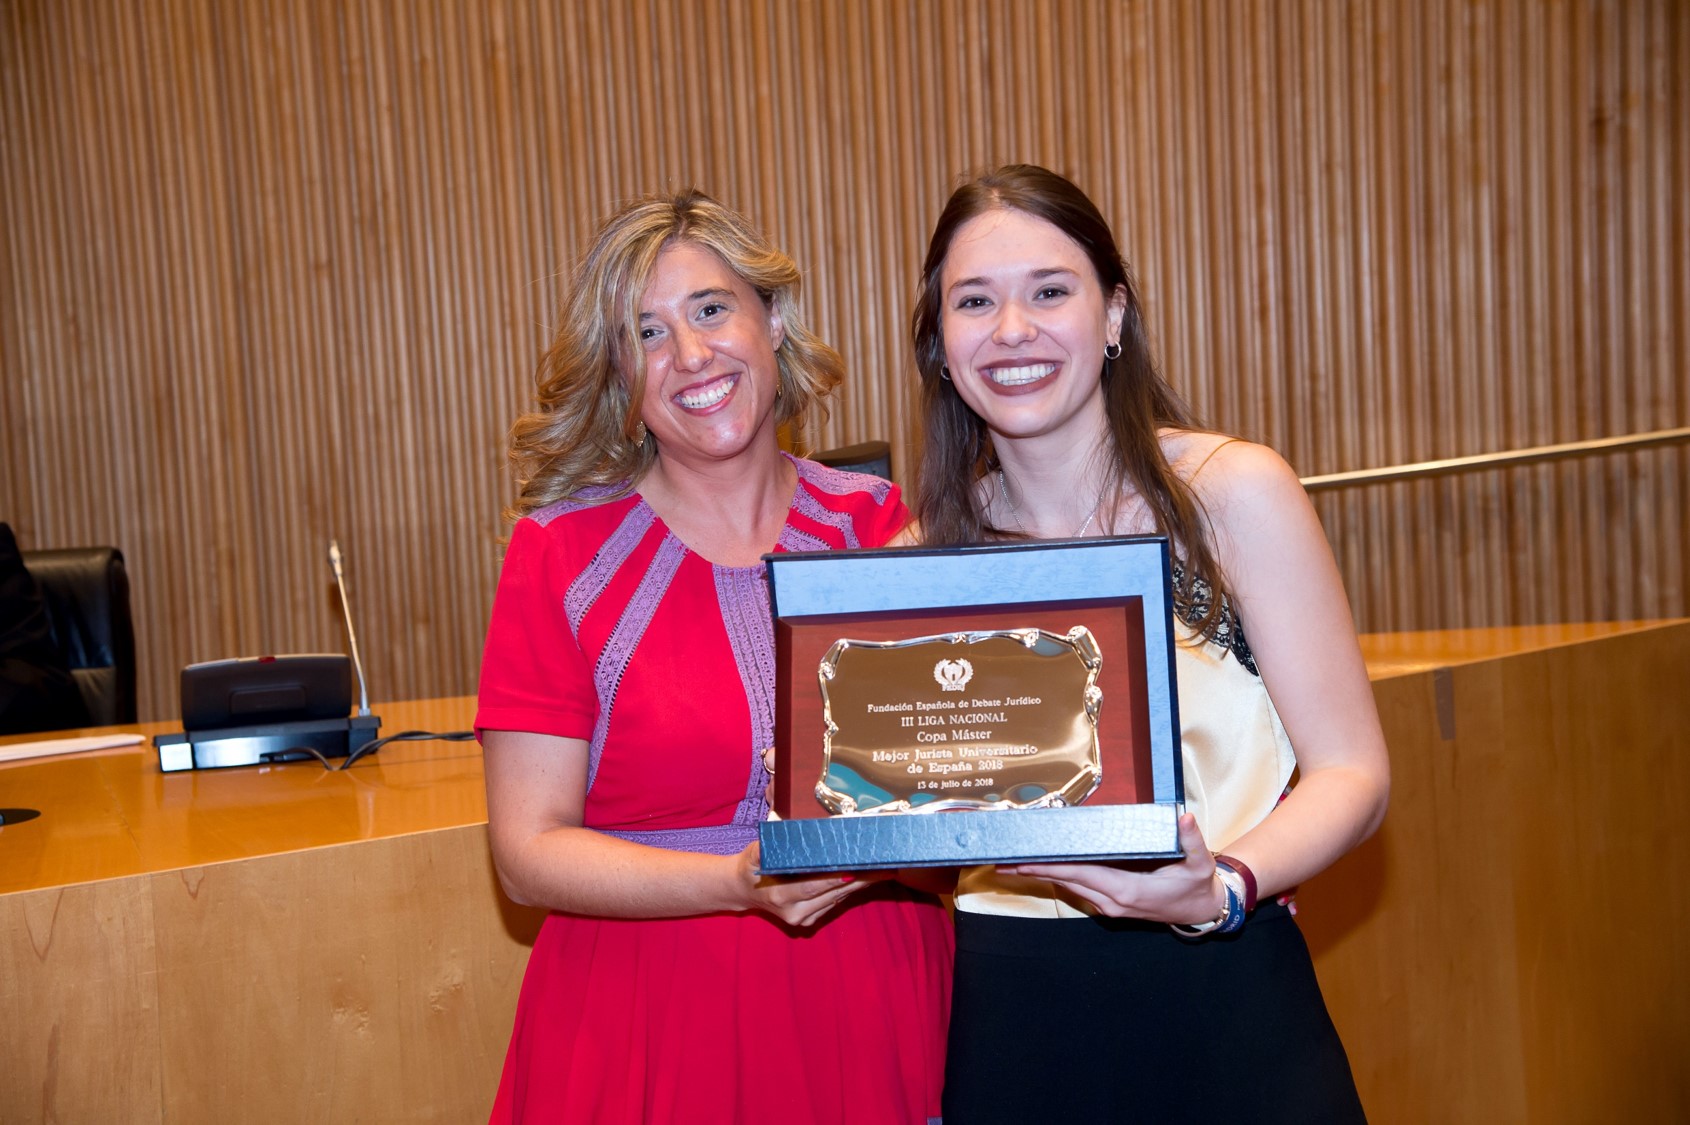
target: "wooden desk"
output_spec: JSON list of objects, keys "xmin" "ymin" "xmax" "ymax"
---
[
  {"xmin": 0, "ymin": 698, "xmax": 541, "ymax": 1124},
  {"xmin": 1355, "ymin": 619, "xmax": 1665, "ymax": 678},
  {"xmin": 1308, "ymin": 618, "xmax": 1690, "ymax": 1122},
  {"xmin": 0, "ymin": 698, "xmax": 487, "ymax": 895},
  {"xmin": 5, "ymin": 623, "xmax": 1689, "ymax": 1123}
]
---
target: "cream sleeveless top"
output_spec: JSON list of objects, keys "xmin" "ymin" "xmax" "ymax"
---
[{"xmin": 955, "ymin": 572, "xmax": 1296, "ymax": 918}]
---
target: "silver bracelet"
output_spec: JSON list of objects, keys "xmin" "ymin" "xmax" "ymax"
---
[{"xmin": 1170, "ymin": 871, "xmax": 1235, "ymax": 937}]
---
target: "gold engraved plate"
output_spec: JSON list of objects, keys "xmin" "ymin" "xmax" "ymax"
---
[{"xmin": 815, "ymin": 627, "xmax": 1103, "ymax": 814}]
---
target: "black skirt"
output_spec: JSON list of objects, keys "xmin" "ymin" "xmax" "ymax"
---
[{"xmin": 943, "ymin": 901, "xmax": 1367, "ymax": 1124}]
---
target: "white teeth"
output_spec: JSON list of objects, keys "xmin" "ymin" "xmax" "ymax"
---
[
  {"xmin": 676, "ymin": 377, "xmax": 735, "ymax": 409},
  {"xmin": 987, "ymin": 363, "xmax": 1057, "ymax": 386}
]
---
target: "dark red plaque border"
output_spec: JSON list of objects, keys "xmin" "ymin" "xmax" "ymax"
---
[{"xmin": 772, "ymin": 597, "xmax": 1151, "ymax": 820}]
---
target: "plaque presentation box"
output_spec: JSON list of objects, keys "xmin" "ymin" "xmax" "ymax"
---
[{"xmin": 759, "ymin": 537, "xmax": 1184, "ymax": 874}]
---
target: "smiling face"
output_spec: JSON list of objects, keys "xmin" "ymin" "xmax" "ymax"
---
[
  {"xmin": 633, "ymin": 239, "xmax": 786, "ymax": 470},
  {"xmin": 938, "ymin": 207, "xmax": 1127, "ymax": 445}
]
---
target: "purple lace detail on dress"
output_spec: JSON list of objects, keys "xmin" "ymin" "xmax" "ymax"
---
[
  {"xmin": 790, "ymin": 485, "xmax": 863, "ymax": 548},
  {"xmin": 715, "ymin": 563, "xmax": 777, "ymax": 826},
  {"xmin": 528, "ymin": 482, "xmax": 629, "ymax": 528},
  {"xmin": 599, "ymin": 822, "xmax": 760, "ymax": 856},
  {"xmin": 528, "ymin": 497, "xmax": 592, "ymax": 529},
  {"xmin": 794, "ymin": 455, "xmax": 894, "ymax": 505},
  {"xmin": 777, "ymin": 525, "xmax": 832, "ymax": 553},
  {"xmin": 565, "ymin": 502, "xmax": 656, "ymax": 633},
  {"xmin": 585, "ymin": 530, "xmax": 686, "ymax": 792},
  {"xmin": 776, "ymin": 456, "xmax": 892, "ymax": 551}
]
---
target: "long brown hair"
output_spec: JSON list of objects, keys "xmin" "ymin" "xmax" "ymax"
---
[
  {"xmin": 509, "ymin": 189, "xmax": 843, "ymax": 517},
  {"xmin": 910, "ymin": 164, "xmax": 1230, "ymax": 634}
]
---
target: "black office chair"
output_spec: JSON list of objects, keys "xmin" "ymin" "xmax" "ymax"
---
[
  {"xmin": 21, "ymin": 546, "xmax": 138, "ymax": 725},
  {"xmin": 812, "ymin": 439, "xmax": 893, "ymax": 481}
]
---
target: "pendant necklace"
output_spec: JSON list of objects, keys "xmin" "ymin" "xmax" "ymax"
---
[{"xmin": 997, "ymin": 466, "xmax": 1102, "ymax": 538}]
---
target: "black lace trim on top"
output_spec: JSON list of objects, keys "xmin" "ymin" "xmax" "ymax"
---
[{"xmin": 1170, "ymin": 561, "xmax": 1259, "ymax": 677}]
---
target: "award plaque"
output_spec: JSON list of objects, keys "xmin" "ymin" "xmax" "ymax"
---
[{"xmin": 759, "ymin": 537, "xmax": 1184, "ymax": 873}]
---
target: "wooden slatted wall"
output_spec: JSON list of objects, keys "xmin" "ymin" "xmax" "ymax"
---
[{"xmin": 2, "ymin": 0, "xmax": 1684, "ymax": 721}]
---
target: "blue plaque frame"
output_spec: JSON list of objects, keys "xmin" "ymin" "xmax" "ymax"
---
[{"xmin": 760, "ymin": 536, "xmax": 1184, "ymax": 874}]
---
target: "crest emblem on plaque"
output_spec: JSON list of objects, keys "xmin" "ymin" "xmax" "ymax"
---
[{"xmin": 933, "ymin": 658, "xmax": 974, "ymax": 691}]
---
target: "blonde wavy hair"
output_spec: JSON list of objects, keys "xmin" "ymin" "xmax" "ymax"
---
[{"xmin": 508, "ymin": 189, "xmax": 843, "ymax": 516}]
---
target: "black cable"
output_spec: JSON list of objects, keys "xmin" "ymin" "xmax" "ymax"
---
[
  {"xmin": 267, "ymin": 744, "xmax": 339, "ymax": 769},
  {"xmin": 336, "ymin": 728, "xmax": 476, "ymax": 770}
]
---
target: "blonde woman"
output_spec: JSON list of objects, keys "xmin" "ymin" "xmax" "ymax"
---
[{"xmin": 477, "ymin": 190, "xmax": 950, "ymax": 1123}]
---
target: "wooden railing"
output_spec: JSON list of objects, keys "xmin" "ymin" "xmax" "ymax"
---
[{"xmin": 1301, "ymin": 427, "xmax": 1690, "ymax": 492}]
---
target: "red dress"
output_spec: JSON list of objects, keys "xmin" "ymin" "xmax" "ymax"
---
[{"xmin": 476, "ymin": 457, "xmax": 952, "ymax": 1124}]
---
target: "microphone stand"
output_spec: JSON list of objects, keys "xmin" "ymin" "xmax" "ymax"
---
[{"xmin": 328, "ymin": 539, "xmax": 372, "ymax": 718}]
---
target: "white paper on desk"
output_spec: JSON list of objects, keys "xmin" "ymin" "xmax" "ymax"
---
[{"xmin": 0, "ymin": 733, "xmax": 145, "ymax": 764}]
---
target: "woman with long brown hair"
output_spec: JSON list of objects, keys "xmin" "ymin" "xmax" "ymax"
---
[{"xmin": 907, "ymin": 164, "xmax": 1389, "ymax": 1123}]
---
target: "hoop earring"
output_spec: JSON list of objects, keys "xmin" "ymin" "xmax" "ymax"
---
[
  {"xmin": 940, "ymin": 366, "xmax": 952, "ymax": 382},
  {"xmin": 1104, "ymin": 342, "xmax": 1123, "ymax": 360}
]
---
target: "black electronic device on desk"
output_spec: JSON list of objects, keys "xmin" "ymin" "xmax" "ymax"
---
[
  {"xmin": 155, "ymin": 540, "xmax": 381, "ymax": 772},
  {"xmin": 155, "ymin": 655, "xmax": 380, "ymax": 771}
]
